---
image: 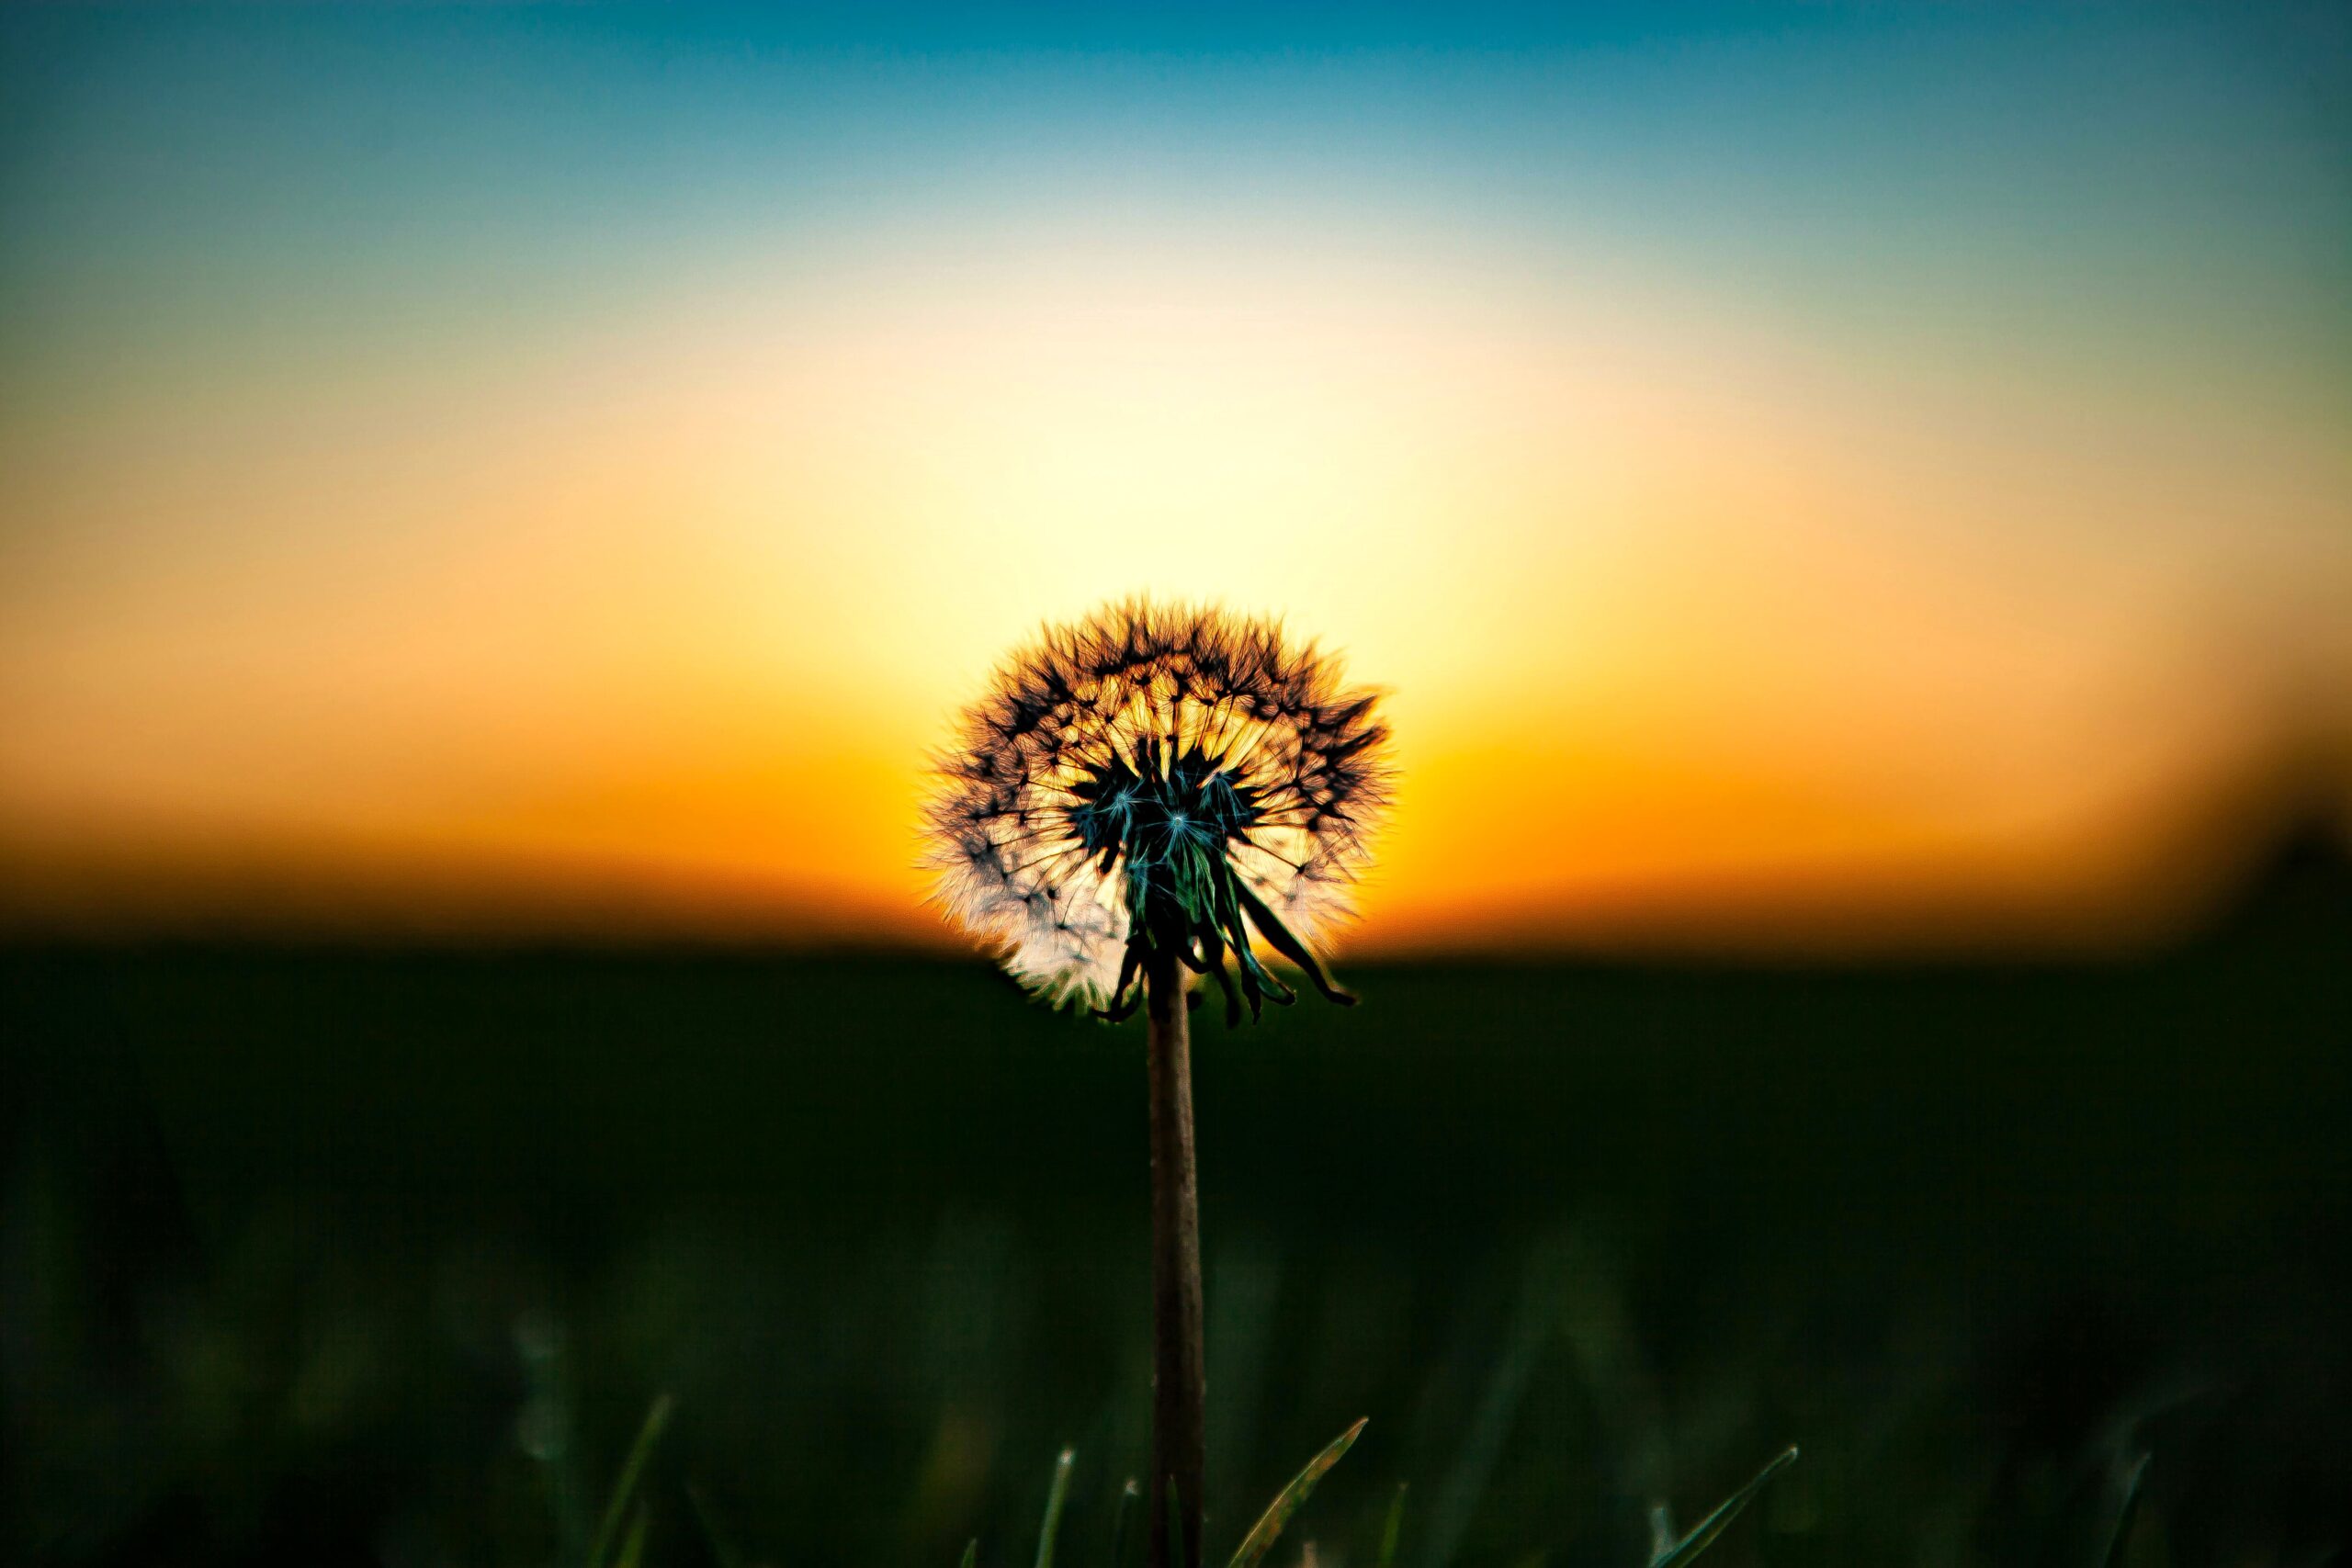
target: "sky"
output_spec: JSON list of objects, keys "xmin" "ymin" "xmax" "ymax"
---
[{"xmin": 2, "ymin": 2, "xmax": 2347, "ymax": 953}]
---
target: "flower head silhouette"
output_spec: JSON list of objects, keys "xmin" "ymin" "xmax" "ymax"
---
[
  {"xmin": 922, "ymin": 597, "xmax": 1391, "ymax": 1566},
  {"xmin": 926, "ymin": 598, "xmax": 1391, "ymax": 1022}
]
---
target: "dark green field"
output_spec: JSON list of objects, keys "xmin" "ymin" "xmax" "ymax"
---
[{"xmin": 6, "ymin": 852, "xmax": 2347, "ymax": 1568}]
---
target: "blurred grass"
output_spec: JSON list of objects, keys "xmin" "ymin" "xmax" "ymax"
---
[
  {"xmin": 1229, "ymin": 1417, "xmax": 1363, "ymax": 1568},
  {"xmin": 1649, "ymin": 1447, "xmax": 1797, "ymax": 1568},
  {"xmin": 2, "ymin": 865, "xmax": 2347, "ymax": 1566}
]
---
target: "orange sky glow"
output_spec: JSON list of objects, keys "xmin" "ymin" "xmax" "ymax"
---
[{"xmin": 3, "ymin": 11, "xmax": 2346, "ymax": 954}]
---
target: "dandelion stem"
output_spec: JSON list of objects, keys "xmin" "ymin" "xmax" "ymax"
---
[{"xmin": 1145, "ymin": 948, "xmax": 1205, "ymax": 1568}]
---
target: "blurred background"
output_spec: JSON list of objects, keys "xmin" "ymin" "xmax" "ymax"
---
[{"xmin": 3, "ymin": 4, "xmax": 2346, "ymax": 1565}]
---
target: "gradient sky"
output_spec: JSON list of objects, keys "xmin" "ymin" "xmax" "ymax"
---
[{"xmin": 3, "ymin": 3, "xmax": 2347, "ymax": 950}]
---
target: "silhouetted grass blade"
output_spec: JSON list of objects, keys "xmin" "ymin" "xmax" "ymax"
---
[
  {"xmin": 1422, "ymin": 1258, "xmax": 1555, "ymax": 1568},
  {"xmin": 1111, "ymin": 1478, "xmax": 1141, "ymax": 1568},
  {"xmin": 2099, "ymin": 1454, "xmax": 2150, "ymax": 1568},
  {"xmin": 1650, "ymin": 1447, "xmax": 1799, "ymax": 1568},
  {"xmin": 1650, "ymin": 1505, "xmax": 1678, "ymax": 1562},
  {"xmin": 1227, "ymin": 1417, "xmax": 1367, "ymax": 1568},
  {"xmin": 613, "ymin": 1506, "xmax": 651, "ymax": 1568},
  {"xmin": 1035, "ymin": 1448, "xmax": 1075, "ymax": 1568},
  {"xmin": 1376, "ymin": 1483, "xmax": 1408, "ymax": 1568},
  {"xmin": 684, "ymin": 1483, "xmax": 745, "ymax": 1568},
  {"xmin": 588, "ymin": 1393, "xmax": 674, "ymax": 1568}
]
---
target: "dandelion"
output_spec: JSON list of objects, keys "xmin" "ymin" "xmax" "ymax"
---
[
  {"xmin": 923, "ymin": 597, "xmax": 1391, "ymax": 1568},
  {"xmin": 925, "ymin": 597, "xmax": 1390, "ymax": 1022}
]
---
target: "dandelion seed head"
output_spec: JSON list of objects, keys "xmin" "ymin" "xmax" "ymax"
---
[{"xmin": 922, "ymin": 598, "xmax": 1392, "ymax": 1015}]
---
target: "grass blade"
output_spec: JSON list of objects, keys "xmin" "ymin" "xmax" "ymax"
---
[
  {"xmin": 684, "ymin": 1483, "xmax": 745, "ymax": 1568},
  {"xmin": 2098, "ymin": 1454, "xmax": 2150, "ymax": 1568},
  {"xmin": 1649, "ymin": 1505, "xmax": 1678, "ymax": 1562},
  {"xmin": 1375, "ymin": 1483, "xmax": 1408, "ymax": 1568},
  {"xmin": 960, "ymin": 1539, "xmax": 978, "ymax": 1568},
  {"xmin": 612, "ymin": 1506, "xmax": 651, "ymax": 1568},
  {"xmin": 1110, "ymin": 1478, "xmax": 1140, "ymax": 1568},
  {"xmin": 589, "ymin": 1394, "xmax": 675, "ymax": 1568},
  {"xmin": 1651, "ymin": 1447, "xmax": 1798, "ymax": 1568},
  {"xmin": 1035, "ymin": 1448, "xmax": 1075, "ymax": 1568},
  {"xmin": 1423, "ymin": 1265, "xmax": 1557, "ymax": 1568},
  {"xmin": 1226, "ymin": 1418, "xmax": 1368, "ymax": 1568}
]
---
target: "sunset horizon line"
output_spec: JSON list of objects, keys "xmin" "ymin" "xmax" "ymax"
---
[{"xmin": 7, "ymin": 747, "xmax": 2341, "ymax": 959}]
